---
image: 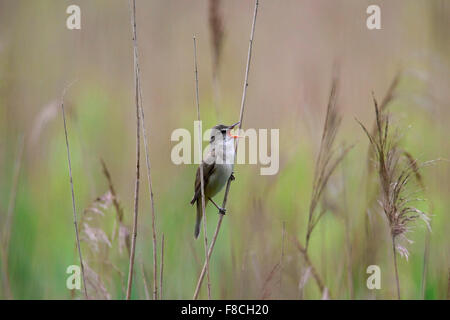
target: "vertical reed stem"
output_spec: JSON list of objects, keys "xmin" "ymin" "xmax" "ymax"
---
[
  {"xmin": 193, "ymin": 36, "xmax": 212, "ymax": 300},
  {"xmin": 160, "ymin": 233, "xmax": 165, "ymax": 300},
  {"xmin": 192, "ymin": 0, "xmax": 259, "ymax": 299},
  {"xmin": 392, "ymin": 236, "xmax": 401, "ymax": 300},
  {"xmin": 126, "ymin": 0, "xmax": 141, "ymax": 300},
  {"xmin": 60, "ymin": 82, "xmax": 88, "ymax": 299},
  {"xmin": 136, "ymin": 15, "xmax": 159, "ymax": 304}
]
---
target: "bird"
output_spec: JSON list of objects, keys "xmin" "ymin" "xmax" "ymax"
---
[{"xmin": 190, "ymin": 122, "xmax": 240, "ymax": 239}]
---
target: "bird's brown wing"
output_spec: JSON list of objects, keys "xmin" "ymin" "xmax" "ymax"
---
[{"xmin": 190, "ymin": 160, "xmax": 215, "ymax": 205}]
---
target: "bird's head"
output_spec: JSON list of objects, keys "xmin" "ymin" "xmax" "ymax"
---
[{"xmin": 210, "ymin": 122, "xmax": 241, "ymax": 144}]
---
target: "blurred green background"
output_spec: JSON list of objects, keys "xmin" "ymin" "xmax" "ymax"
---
[{"xmin": 0, "ymin": 0, "xmax": 449, "ymax": 299}]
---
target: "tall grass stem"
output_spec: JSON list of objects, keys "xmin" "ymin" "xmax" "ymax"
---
[
  {"xmin": 60, "ymin": 82, "xmax": 89, "ymax": 299},
  {"xmin": 192, "ymin": 0, "xmax": 259, "ymax": 299},
  {"xmin": 126, "ymin": 0, "xmax": 141, "ymax": 300}
]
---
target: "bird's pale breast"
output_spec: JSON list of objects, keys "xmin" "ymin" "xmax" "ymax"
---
[{"xmin": 205, "ymin": 163, "xmax": 233, "ymax": 197}]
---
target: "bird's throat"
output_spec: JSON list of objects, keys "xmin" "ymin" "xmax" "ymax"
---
[{"xmin": 212, "ymin": 139, "xmax": 236, "ymax": 165}]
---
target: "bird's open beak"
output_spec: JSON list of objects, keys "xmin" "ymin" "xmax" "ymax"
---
[
  {"xmin": 228, "ymin": 121, "xmax": 242, "ymax": 139},
  {"xmin": 229, "ymin": 121, "xmax": 240, "ymax": 129}
]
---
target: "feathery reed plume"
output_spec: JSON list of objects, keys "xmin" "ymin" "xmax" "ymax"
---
[
  {"xmin": 81, "ymin": 191, "xmax": 114, "ymax": 253},
  {"xmin": 378, "ymin": 72, "xmax": 400, "ymax": 117},
  {"xmin": 193, "ymin": 35, "xmax": 212, "ymax": 300},
  {"xmin": 361, "ymin": 73, "xmax": 402, "ymax": 285},
  {"xmin": 305, "ymin": 77, "xmax": 352, "ymax": 251},
  {"xmin": 79, "ymin": 192, "xmax": 115, "ymax": 299},
  {"xmin": 60, "ymin": 82, "xmax": 88, "ymax": 299},
  {"xmin": 193, "ymin": 0, "xmax": 259, "ymax": 300},
  {"xmin": 0, "ymin": 135, "xmax": 24, "ymax": 299},
  {"xmin": 126, "ymin": 0, "xmax": 141, "ymax": 300},
  {"xmin": 101, "ymin": 159, "xmax": 124, "ymax": 223},
  {"xmin": 101, "ymin": 160, "xmax": 131, "ymax": 255},
  {"xmin": 356, "ymin": 93, "xmax": 432, "ymax": 299},
  {"xmin": 78, "ymin": 161, "xmax": 135, "ymax": 299},
  {"xmin": 364, "ymin": 73, "xmax": 400, "ymax": 226},
  {"xmin": 84, "ymin": 262, "xmax": 111, "ymax": 300},
  {"xmin": 80, "ymin": 158, "xmax": 135, "ymax": 299}
]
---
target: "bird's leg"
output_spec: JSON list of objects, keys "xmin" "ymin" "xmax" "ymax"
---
[{"xmin": 208, "ymin": 197, "xmax": 226, "ymax": 215}]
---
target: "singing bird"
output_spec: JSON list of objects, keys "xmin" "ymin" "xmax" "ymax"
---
[{"xmin": 190, "ymin": 122, "xmax": 240, "ymax": 239}]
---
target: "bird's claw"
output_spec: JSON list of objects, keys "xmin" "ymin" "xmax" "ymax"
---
[
  {"xmin": 218, "ymin": 207, "xmax": 226, "ymax": 215},
  {"xmin": 230, "ymin": 173, "xmax": 235, "ymax": 181}
]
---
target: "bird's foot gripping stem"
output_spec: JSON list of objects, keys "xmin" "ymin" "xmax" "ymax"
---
[{"xmin": 208, "ymin": 197, "xmax": 227, "ymax": 215}]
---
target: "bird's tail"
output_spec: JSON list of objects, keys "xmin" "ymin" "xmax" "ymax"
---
[{"xmin": 194, "ymin": 198, "xmax": 208, "ymax": 239}]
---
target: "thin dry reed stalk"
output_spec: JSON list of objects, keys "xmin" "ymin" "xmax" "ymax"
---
[
  {"xmin": 279, "ymin": 221, "xmax": 286, "ymax": 297},
  {"xmin": 402, "ymin": 151, "xmax": 434, "ymax": 300},
  {"xmin": 291, "ymin": 236, "xmax": 331, "ymax": 298},
  {"xmin": 298, "ymin": 266, "xmax": 311, "ymax": 299},
  {"xmin": 140, "ymin": 94, "xmax": 159, "ymax": 299},
  {"xmin": 160, "ymin": 233, "xmax": 165, "ymax": 300},
  {"xmin": 193, "ymin": 35, "xmax": 211, "ymax": 300},
  {"xmin": 402, "ymin": 150, "xmax": 431, "ymax": 299},
  {"xmin": 136, "ymin": 19, "xmax": 159, "ymax": 304},
  {"xmin": 140, "ymin": 258, "xmax": 150, "ymax": 300},
  {"xmin": 341, "ymin": 162, "xmax": 354, "ymax": 299},
  {"xmin": 126, "ymin": 0, "xmax": 141, "ymax": 300},
  {"xmin": 192, "ymin": 0, "xmax": 259, "ymax": 300},
  {"xmin": 392, "ymin": 235, "xmax": 401, "ymax": 299},
  {"xmin": 421, "ymin": 220, "xmax": 431, "ymax": 299},
  {"xmin": 192, "ymin": 202, "xmax": 225, "ymax": 300},
  {"xmin": 261, "ymin": 262, "xmax": 281, "ymax": 299},
  {"xmin": 60, "ymin": 82, "xmax": 88, "ymax": 299}
]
